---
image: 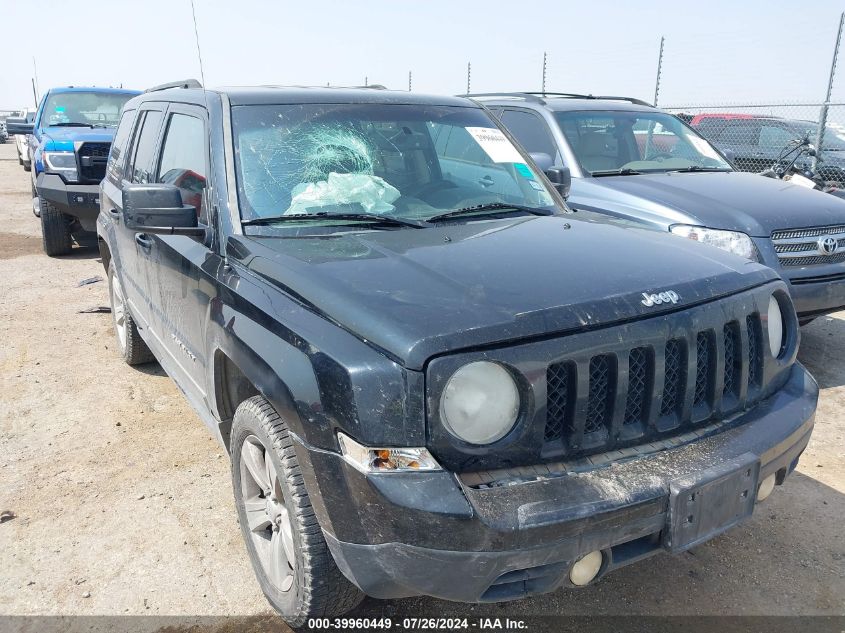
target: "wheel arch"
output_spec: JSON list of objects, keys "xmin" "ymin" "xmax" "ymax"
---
[
  {"xmin": 98, "ymin": 237, "xmax": 111, "ymax": 272},
  {"xmin": 211, "ymin": 345, "xmax": 306, "ymax": 453}
]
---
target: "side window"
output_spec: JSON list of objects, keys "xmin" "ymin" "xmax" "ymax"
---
[
  {"xmin": 499, "ymin": 110, "xmax": 556, "ymax": 158},
  {"xmin": 156, "ymin": 113, "xmax": 208, "ymax": 221},
  {"xmin": 717, "ymin": 121, "xmax": 759, "ymax": 146},
  {"xmin": 105, "ymin": 109, "xmax": 136, "ymax": 186},
  {"xmin": 128, "ymin": 110, "xmax": 164, "ymax": 184}
]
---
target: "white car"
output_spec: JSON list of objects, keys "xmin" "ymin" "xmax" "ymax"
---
[{"xmin": 8, "ymin": 109, "xmax": 33, "ymax": 171}]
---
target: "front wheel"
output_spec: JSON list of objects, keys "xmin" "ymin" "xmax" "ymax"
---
[
  {"xmin": 39, "ymin": 199, "xmax": 72, "ymax": 256},
  {"xmin": 231, "ymin": 396, "xmax": 363, "ymax": 626}
]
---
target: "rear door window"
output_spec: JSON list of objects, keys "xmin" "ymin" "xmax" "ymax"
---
[{"xmin": 499, "ymin": 110, "xmax": 557, "ymax": 158}]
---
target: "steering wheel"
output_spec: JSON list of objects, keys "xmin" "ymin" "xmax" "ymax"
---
[{"xmin": 645, "ymin": 152, "xmax": 673, "ymax": 161}]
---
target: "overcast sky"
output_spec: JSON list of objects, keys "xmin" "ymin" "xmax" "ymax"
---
[{"xmin": 2, "ymin": 0, "xmax": 844, "ymax": 110}]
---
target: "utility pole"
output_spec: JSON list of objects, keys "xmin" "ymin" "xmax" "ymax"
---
[
  {"xmin": 466, "ymin": 62, "xmax": 471, "ymax": 95},
  {"xmin": 32, "ymin": 56, "xmax": 40, "ymax": 104},
  {"xmin": 815, "ymin": 11, "xmax": 844, "ymax": 171},
  {"xmin": 541, "ymin": 51, "xmax": 547, "ymax": 94},
  {"xmin": 408, "ymin": 70, "xmax": 412, "ymax": 92},
  {"xmin": 653, "ymin": 36, "xmax": 665, "ymax": 106},
  {"xmin": 364, "ymin": 76, "xmax": 368, "ymax": 87},
  {"xmin": 31, "ymin": 79, "xmax": 38, "ymax": 109}
]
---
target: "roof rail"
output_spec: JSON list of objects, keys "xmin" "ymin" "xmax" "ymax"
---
[
  {"xmin": 465, "ymin": 92, "xmax": 654, "ymax": 107},
  {"xmin": 145, "ymin": 79, "xmax": 203, "ymax": 93}
]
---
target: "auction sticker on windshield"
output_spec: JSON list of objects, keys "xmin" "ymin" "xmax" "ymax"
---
[{"xmin": 466, "ymin": 127, "xmax": 524, "ymax": 163}]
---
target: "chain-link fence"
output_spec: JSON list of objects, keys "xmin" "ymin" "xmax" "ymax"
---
[{"xmin": 660, "ymin": 103, "xmax": 845, "ymax": 185}]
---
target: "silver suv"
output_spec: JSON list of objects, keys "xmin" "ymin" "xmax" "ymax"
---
[{"xmin": 477, "ymin": 92, "xmax": 845, "ymax": 324}]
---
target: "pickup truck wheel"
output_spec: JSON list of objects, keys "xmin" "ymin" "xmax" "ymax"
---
[
  {"xmin": 231, "ymin": 396, "xmax": 363, "ymax": 626},
  {"xmin": 107, "ymin": 262, "xmax": 155, "ymax": 365},
  {"xmin": 40, "ymin": 199, "xmax": 72, "ymax": 256}
]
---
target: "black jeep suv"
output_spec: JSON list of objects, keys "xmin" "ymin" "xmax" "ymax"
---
[{"xmin": 97, "ymin": 81, "xmax": 818, "ymax": 626}]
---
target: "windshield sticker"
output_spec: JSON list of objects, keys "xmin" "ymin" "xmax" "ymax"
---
[
  {"xmin": 466, "ymin": 127, "xmax": 524, "ymax": 163},
  {"xmin": 514, "ymin": 162, "xmax": 534, "ymax": 179},
  {"xmin": 687, "ymin": 135, "xmax": 722, "ymax": 161}
]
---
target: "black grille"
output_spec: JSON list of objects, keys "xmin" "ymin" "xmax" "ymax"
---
[
  {"xmin": 660, "ymin": 339, "xmax": 684, "ymax": 417},
  {"xmin": 623, "ymin": 347, "xmax": 650, "ymax": 426},
  {"xmin": 542, "ymin": 309, "xmax": 765, "ymax": 456},
  {"xmin": 694, "ymin": 332, "xmax": 712, "ymax": 407},
  {"xmin": 723, "ymin": 323, "xmax": 739, "ymax": 396},
  {"xmin": 545, "ymin": 362, "xmax": 571, "ymax": 442},
  {"xmin": 585, "ymin": 355, "xmax": 612, "ymax": 434},
  {"xmin": 78, "ymin": 142, "xmax": 111, "ymax": 182},
  {"xmin": 747, "ymin": 314, "xmax": 761, "ymax": 388}
]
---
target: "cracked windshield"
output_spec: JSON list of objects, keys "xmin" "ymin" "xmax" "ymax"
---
[{"xmin": 232, "ymin": 103, "xmax": 556, "ymax": 229}]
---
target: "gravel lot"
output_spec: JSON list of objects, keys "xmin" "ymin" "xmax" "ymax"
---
[{"xmin": 0, "ymin": 141, "xmax": 843, "ymax": 631}]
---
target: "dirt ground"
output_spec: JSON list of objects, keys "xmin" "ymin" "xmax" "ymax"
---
[{"xmin": 0, "ymin": 141, "xmax": 842, "ymax": 631}]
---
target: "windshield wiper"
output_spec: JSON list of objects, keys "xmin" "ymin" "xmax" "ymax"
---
[
  {"xmin": 427, "ymin": 202, "xmax": 553, "ymax": 223},
  {"xmin": 590, "ymin": 168, "xmax": 643, "ymax": 177},
  {"xmin": 241, "ymin": 212, "xmax": 428, "ymax": 229},
  {"xmin": 49, "ymin": 122, "xmax": 96, "ymax": 128},
  {"xmin": 668, "ymin": 166, "xmax": 731, "ymax": 173}
]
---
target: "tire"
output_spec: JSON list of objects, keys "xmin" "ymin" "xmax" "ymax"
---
[
  {"xmin": 107, "ymin": 261, "xmax": 155, "ymax": 365},
  {"xmin": 23, "ymin": 161, "xmax": 31, "ymax": 172},
  {"xmin": 231, "ymin": 396, "xmax": 363, "ymax": 627},
  {"xmin": 39, "ymin": 198, "xmax": 72, "ymax": 256}
]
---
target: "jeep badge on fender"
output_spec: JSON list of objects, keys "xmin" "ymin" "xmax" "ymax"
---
[{"xmin": 641, "ymin": 290, "xmax": 680, "ymax": 307}]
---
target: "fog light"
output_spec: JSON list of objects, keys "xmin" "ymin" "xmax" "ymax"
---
[
  {"xmin": 757, "ymin": 473, "xmax": 776, "ymax": 502},
  {"xmin": 569, "ymin": 550, "xmax": 603, "ymax": 586}
]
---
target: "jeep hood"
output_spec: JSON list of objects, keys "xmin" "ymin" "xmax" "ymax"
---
[
  {"xmin": 570, "ymin": 171, "xmax": 845, "ymax": 237},
  {"xmin": 235, "ymin": 215, "xmax": 776, "ymax": 369},
  {"xmin": 40, "ymin": 126, "xmax": 115, "ymax": 151}
]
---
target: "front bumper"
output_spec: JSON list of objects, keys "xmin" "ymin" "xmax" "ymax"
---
[
  {"xmin": 293, "ymin": 363, "xmax": 817, "ymax": 602},
  {"xmin": 787, "ymin": 274, "xmax": 845, "ymax": 319},
  {"xmin": 36, "ymin": 173, "xmax": 101, "ymax": 231}
]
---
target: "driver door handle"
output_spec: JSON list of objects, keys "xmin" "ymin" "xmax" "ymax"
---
[{"xmin": 135, "ymin": 233, "xmax": 153, "ymax": 250}]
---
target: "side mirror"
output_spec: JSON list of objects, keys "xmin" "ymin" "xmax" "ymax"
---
[
  {"xmin": 123, "ymin": 183, "xmax": 204, "ymax": 236},
  {"xmin": 722, "ymin": 148, "xmax": 736, "ymax": 164},
  {"xmin": 545, "ymin": 166, "xmax": 571, "ymax": 199},
  {"xmin": 529, "ymin": 152, "xmax": 554, "ymax": 173},
  {"xmin": 5, "ymin": 117, "xmax": 34, "ymax": 136}
]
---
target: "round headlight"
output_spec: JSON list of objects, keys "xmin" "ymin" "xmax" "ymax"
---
[
  {"xmin": 440, "ymin": 361, "xmax": 520, "ymax": 445},
  {"xmin": 767, "ymin": 295, "xmax": 785, "ymax": 357}
]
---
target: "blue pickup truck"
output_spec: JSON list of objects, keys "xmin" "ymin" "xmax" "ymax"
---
[{"xmin": 10, "ymin": 86, "xmax": 139, "ymax": 255}]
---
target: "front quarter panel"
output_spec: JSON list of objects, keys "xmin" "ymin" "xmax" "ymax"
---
[{"xmin": 206, "ymin": 255, "xmax": 426, "ymax": 452}]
